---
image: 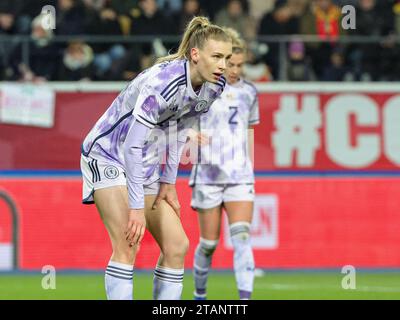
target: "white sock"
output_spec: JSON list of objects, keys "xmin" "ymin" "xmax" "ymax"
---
[
  {"xmin": 105, "ymin": 260, "xmax": 134, "ymax": 300},
  {"xmin": 153, "ymin": 265, "xmax": 184, "ymax": 300},
  {"xmin": 193, "ymin": 238, "xmax": 218, "ymax": 297},
  {"xmin": 230, "ymin": 222, "xmax": 255, "ymax": 300}
]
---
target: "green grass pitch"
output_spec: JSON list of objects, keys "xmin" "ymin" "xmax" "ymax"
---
[{"xmin": 0, "ymin": 271, "xmax": 399, "ymax": 300}]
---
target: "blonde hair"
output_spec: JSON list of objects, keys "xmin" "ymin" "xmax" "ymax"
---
[
  {"xmin": 222, "ymin": 27, "xmax": 246, "ymax": 54},
  {"xmin": 157, "ymin": 16, "xmax": 231, "ymax": 64}
]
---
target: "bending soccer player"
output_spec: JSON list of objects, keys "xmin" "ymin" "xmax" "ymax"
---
[
  {"xmin": 80, "ymin": 17, "xmax": 232, "ymax": 300},
  {"xmin": 189, "ymin": 28, "xmax": 259, "ymax": 300}
]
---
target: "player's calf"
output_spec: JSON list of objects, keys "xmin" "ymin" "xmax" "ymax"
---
[
  {"xmin": 230, "ymin": 221, "xmax": 255, "ymax": 300},
  {"xmin": 193, "ymin": 237, "xmax": 219, "ymax": 299}
]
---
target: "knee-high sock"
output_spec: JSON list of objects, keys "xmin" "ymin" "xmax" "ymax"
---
[
  {"xmin": 153, "ymin": 265, "xmax": 184, "ymax": 300},
  {"xmin": 193, "ymin": 238, "xmax": 218, "ymax": 297},
  {"xmin": 230, "ymin": 222, "xmax": 255, "ymax": 300},
  {"xmin": 105, "ymin": 260, "xmax": 134, "ymax": 300}
]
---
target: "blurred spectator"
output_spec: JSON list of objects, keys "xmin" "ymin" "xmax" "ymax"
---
[
  {"xmin": 346, "ymin": 0, "xmax": 396, "ymax": 81},
  {"xmin": 112, "ymin": 49, "xmax": 141, "ymax": 80},
  {"xmin": 130, "ymin": 0, "xmax": 171, "ymax": 52},
  {"xmin": 300, "ymin": 0, "xmax": 346, "ymax": 79},
  {"xmin": 157, "ymin": 0, "xmax": 183, "ymax": 15},
  {"xmin": 17, "ymin": 1, "xmax": 58, "ymax": 34},
  {"xmin": 321, "ymin": 46, "xmax": 352, "ymax": 81},
  {"xmin": 107, "ymin": 0, "xmax": 139, "ymax": 35},
  {"xmin": 243, "ymin": 42, "xmax": 272, "ymax": 82},
  {"xmin": 258, "ymin": 0, "xmax": 306, "ymax": 79},
  {"xmin": 378, "ymin": 34, "xmax": 400, "ymax": 81},
  {"xmin": 82, "ymin": 0, "xmax": 107, "ymax": 11},
  {"xmin": 333, "ymin": 0, "xmax": 358, "ymax": 6},
  {"xmin": 199, "ymin": 0, "xmax": 250, "ymax": 21},
  {"xmin": 0, "ymin": 5, "xmax": 19, "ymax": 79},
  {"xmin": 56, "ymin": 0, "xmax": 86, "ymax": 35},
  {"xmin": 12, "ymin": 14, "xmax": 60, "ymax": 81},
  {"xmin": 198, "ymin": 0, "xmax": 228, "ymax": 20},
  {"xmin": 395, "ymin": 0, "xmax": 400, "ymax": 35},
  {"xmin": 258, "ymin": 3, "xmax": 297, "ymax": 35},
  {"xmin": 247, "ymin": 0, "xmax": 275, "ymax": 22},
  {"xmin": 84, "ymin": 1, "xmax": 126, "ymax": 79},
  {"xmin": 0, "ymin": 5, "xmax": 18, "ymax": 35},
  {"xmin": 118, "ymin": 0, "xmax": 171, "ymax": 80},
  {"xmin": 300, "ymin": 0, "xmax": 344, "ymax": 40},
  {"xmin": 286, "ymin": 40, "xmax": 316, "ymax": 81},
  {"xmin": 174, "ymin": 0, "xmax": 205, "ymax": 34},
  {"xmin": 0, "ymin": 0, "xmax": 398, "ymax": 82},
  {"xmin": 215, "ymin": 0, "xmax": 255, "ymax": 40},
  {"xmin": 108, "ymin": 0, "xmax": 138, "ymax": 14},
  {"xmin": 130, "ymin": 0, "xmax": 172, "ymax": 35},
  {"xmin": 58, "ymin": 40, "xmax": 95, "ymax": 80}
]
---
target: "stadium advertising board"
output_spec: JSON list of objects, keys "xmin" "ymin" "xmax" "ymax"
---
[{"xmin": 0, "ymin": 178, "xmax": 399, "ymax": 270}]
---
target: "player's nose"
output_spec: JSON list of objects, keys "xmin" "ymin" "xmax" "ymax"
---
[{"xmin": 218, "ymin": 59, "xmax": 227, "ymax": 71}]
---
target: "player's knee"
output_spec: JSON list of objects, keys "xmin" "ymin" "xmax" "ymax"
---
[
  {"xmin": 163, "ymin": 235, "xmax": 189, "ymax": 259},
  {"xmin": 112, "ymin": 243, "xmax": 137, "ymax": 263},
  {"xmin": 230, "ymin": 221, "xmax": 251, "ymax": 245},
  {"xmin": 197, "ymin": 237, "xmax": 219, "ymax": 257}
]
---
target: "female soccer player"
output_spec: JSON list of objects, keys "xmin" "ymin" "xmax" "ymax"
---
[
  {"xmin": 80, "ymin": 17, "xmax": 232, "ymax": 300},
  {"xmin": 189, "ymin": 28, "xmax": 259, "ymax": 300}
]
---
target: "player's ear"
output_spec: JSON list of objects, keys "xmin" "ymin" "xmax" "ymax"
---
[{"xmin": 190, "ymin": 47, "xmax": 200, "ymax": 64}]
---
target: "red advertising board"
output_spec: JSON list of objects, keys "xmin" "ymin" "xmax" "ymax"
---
[
  {"xmin": 1, "ymin": 87, "xmax": 399, "ymax": 171},
  {"xmin": 0, "ymin": 177, "xmax": 399, "ymax": 270},
  {"xmin": 255, "ymin": 92, "xmax": 400, "ymax": 171}
]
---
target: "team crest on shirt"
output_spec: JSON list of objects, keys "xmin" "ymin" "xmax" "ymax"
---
[
  {"xmin": 104, "ymin": 165, "xmax": 119, "ymax": 179},
  {"xmin": 195, "ymin": 100, "xmax": 208, "ymax": 112},
  {"xmin": 226, "ymin": 93, "xmax": 235, "ymax": 100}
]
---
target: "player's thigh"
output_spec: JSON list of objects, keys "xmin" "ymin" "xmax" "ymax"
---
[
  {"xmin": 191, "ymin": 184, "xmax": 224, "ymax": 212},
  {"xmin": 191, "ymin": 184, "xmax": 224, "ymax": 239},
  {"xmin": 144, "ymin": 195, "xmax": 188, "ymax": 253},
  {"xmin": 223, "ymin": 184, "xmax": 254, "ymax": 224},
  {"xmin": 197, "ymin": 206, "xmax": 223, "ymax": 241},
  {"xmin": 93, "ymin": 185, "xmax": 131, "ymax": 246}
]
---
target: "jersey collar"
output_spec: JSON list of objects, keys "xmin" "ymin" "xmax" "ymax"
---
[{"xmin": 185, "ymin": 60, "xmax": 204, "ymax": 100}]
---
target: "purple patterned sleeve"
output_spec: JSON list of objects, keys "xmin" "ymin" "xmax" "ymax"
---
[
  {"xmin": 160, "ymin": 139, "xmax": 186, "ymax": 184},
  {"xmin": 160, "ymin": 117, "xmax": 196, "ymax": 184},
  {"xmin": 124, "ymin": 120, "xmax": 151, "ymax": 209},
  {"xmin": 132, "ymin": 86, "xmax": 165, "ymax": 129}
]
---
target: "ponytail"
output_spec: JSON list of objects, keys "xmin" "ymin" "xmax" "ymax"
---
[{"xmin": 157, "ymin": 16, "xmax": 231, "ymax": 64}]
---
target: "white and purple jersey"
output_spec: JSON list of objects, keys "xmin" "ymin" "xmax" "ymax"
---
[
  {"xmin": 81, "ymin": 59, "xmax": 225, "ymax": 207},
  {"xmin": 189, "ymin": 78, "xmax": 259, "ymax": 185}
]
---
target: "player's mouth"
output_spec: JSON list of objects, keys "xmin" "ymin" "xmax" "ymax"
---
[
  {"xmin": 212, "ymin": 72, "xmax": 223, "ymax": 80},
  {"xmin": 227, "ymin": 74, "xmax": 238, "ymax": 84}
]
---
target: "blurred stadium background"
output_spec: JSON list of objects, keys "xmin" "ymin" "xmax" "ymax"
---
[{"xmin": 1, "ymin": 0, "xmax": 400, "ymax": 299}]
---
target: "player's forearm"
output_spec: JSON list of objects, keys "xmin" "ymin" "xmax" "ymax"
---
[
  {"xmin": 124, "ymin": 120, "xmax": 150, "ymax": 209},
  {"xmin": 125, "ymin": 147, "xmax": 145, "ymax": 209},
  {"xmin": 160, "ymin": 139, "xmax": 186, "ymax": 184}
]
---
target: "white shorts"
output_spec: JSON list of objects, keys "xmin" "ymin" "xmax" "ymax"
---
[
  {"xmin": 191, "ymin": 184, "xmax": 255, "ymax": 210},
  {"xmin": 81, "ymin": 154, "xmax": 160, "ymax": 204}
]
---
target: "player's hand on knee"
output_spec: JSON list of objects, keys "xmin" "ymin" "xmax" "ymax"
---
[
  {"xmin": 152, "ymin": 183, "xmax": 181, "ymax": 217},
  {"xmin": 125, "ymin": 208, "xmax": 146, "ymax": 247},
  {"xmin": 166, "ymin": 195, "xmax": 181, "ymax": 218}
]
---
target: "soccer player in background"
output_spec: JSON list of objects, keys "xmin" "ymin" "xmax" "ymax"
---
[
  {"xmin": 80, "ymin": 16, "xmax": 232, "ymax": 300},
  {"xmin": 189, "ymin": 28, "xmax": 259, "ymax": 300}
]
